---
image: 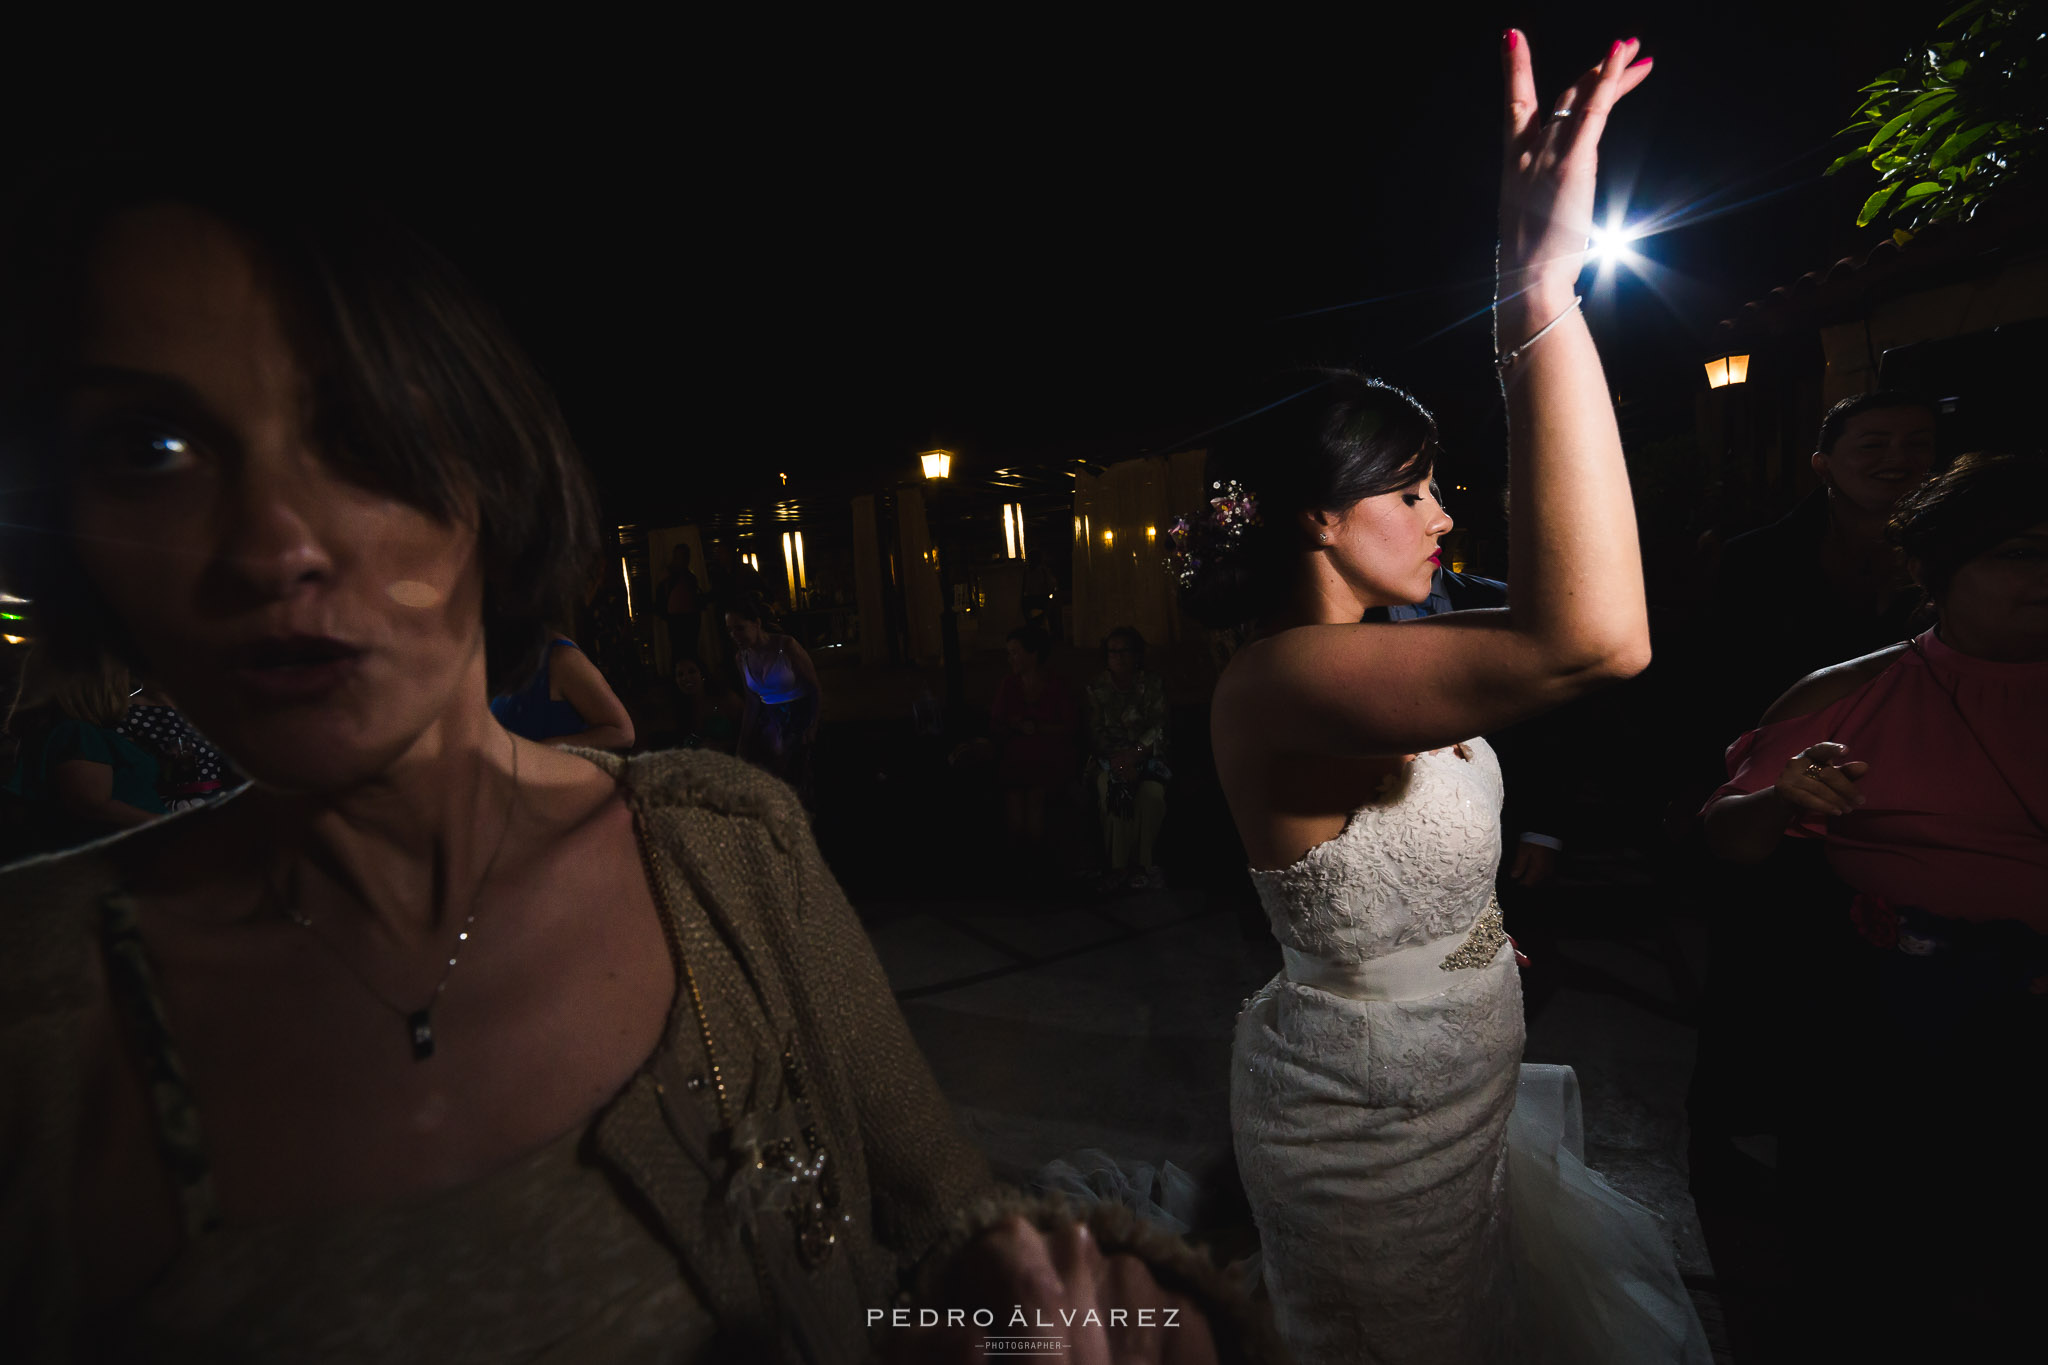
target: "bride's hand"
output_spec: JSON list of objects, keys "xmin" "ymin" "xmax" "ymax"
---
[{"xmin": 1498, "ymin": 30, "xmax": 1652, "ymax": 322}]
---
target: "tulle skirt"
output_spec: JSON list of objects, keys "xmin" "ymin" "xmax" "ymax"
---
[
  {"xmin": 1505, "ymin": 1064, "xmax": 1710, "ymax": 1364},
  {"xmin": 1047, "ymin": 1064, "xmax": 1708, "ymax": 1364}
]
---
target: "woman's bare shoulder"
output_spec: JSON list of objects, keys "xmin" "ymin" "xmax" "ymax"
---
[{"xmin": 1758, "ymin": 642, "xmax": 1913, "ymax": 726}]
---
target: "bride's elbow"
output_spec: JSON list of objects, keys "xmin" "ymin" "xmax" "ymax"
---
[
  {"xmin": 1599, "ymin": 636, "xmax": 1653, "ymax": 682},
  {"xmin": 1550, "ymin": 635, "xmax": 1652, "ymax": 688}
]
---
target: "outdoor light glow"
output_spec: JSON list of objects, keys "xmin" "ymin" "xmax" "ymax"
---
[
  {"xmin": 1704, "ymin": 354, "xmax": 1751, "ymax": 388},
  {"xmin": 1002, "ymin": 503, "xmax": 1026, "ymax": 559},
  {"xmin": 620, "ymin": 557, "xmax": 634, "ymax": 618},
  {"xmin": 2, "ymin": 635, "xmax": 25, "ymax": 645},
  {"xmin": 1145, "ymin": 525, "xmax": 1157, "ymax": 544},
  {"xmin": 778, "ymin": 472, "xmax": 788, "ymax": 485},
  {"xmin": 1102, "ymin": 528, "xmax": 1115, "ymax": 548},
  {"xmin": 919, "ymin": 449, "xmax": 953, "ymax": 480}
]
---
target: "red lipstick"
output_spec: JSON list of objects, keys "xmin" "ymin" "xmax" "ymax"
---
[{"xmin": 226, "ymin": 636, "xmax": 365, "ymax": 704}]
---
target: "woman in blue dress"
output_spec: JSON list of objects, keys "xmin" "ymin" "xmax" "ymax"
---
[{"xmin": 489, "ymin": 634, "xmax": 636, "ymax": 749}]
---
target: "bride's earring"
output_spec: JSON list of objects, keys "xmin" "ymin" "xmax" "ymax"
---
[{"xmin": 1318, "ymin": 532, "xmax": 1331, "ymax": 544}]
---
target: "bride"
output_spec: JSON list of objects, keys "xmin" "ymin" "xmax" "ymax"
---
[{"xmin": 1185, "ymin": 31, "xmax": 1708, "ymax": 1365}]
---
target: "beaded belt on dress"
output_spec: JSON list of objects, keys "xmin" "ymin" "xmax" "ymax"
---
[{"xmin": 1282, "ymin": 894, "xmax": 1511, "ymax": 1004}]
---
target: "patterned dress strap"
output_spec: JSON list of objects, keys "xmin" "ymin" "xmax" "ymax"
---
[{"xmin": 99, "ymin": 893, "xmax": 220, "ymax": 1240}]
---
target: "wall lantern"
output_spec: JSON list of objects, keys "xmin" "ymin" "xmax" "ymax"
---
[
  {"xmin": 919, "ymin": 449, "xmax": 954, "ymax": 480},
  {"xmin": 1102, "ymin": 527, "xmax": 1115, "ymax": 549},
  {"xmin": 1145, "ymin": 525, "xmax": 1157, "ymax": 545},
  {"xmin": 1703, "ymin": 354, "xmax": 1751, "ymax": 389},
  {"xmin": 1002, "ymin": 503, "xmax": 1027, "ymax": 559}
]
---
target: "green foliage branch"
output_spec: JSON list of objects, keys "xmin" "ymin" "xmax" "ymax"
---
[{"xmin": 1827, "ymin": 1, "xmax": 2048, "ymax": 232}]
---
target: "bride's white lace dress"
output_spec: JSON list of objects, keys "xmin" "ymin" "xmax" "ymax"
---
[{"xmin": 1232, "ymin": 740, "xmax": 1709, "ymax": 1364}]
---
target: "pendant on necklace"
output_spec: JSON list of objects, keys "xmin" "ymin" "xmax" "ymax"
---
[{"xmin": 409, "ymin": 1009, "xmax": 436, "ymax": 1061}]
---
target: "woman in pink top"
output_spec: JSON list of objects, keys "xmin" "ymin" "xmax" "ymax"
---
[{"xmin": 1701, "ymin": 453, "xmax": 2048, "ymax": 1353}]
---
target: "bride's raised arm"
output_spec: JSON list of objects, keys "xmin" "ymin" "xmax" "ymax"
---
[{"xmin": 1219, "ymin": 33, "xmax": 1654, "ymax": 755}]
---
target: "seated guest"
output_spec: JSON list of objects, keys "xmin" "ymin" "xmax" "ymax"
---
[
  {"xmin": 1700, "ymin": 453, "xmax": 2048, "ymax": 1355},
  {"xmin": 990, "ymin": 624, "xmax": 1076, "ymax": 862},
  {"xmin": 1085, "ymin": 626, "xmax": 1170, "ymax": 890},
  {"xmin": 0, "ymin": 183, "xmax": 1245, "ymax": 1360},
  {"xmin": 4, "ymin": 657, "xmax": 165, "ymax": 849},
  {"xmin": 489, "ymin": 630, "xmax": 636, "ymax": 749},
  {"xmin": 667, "ymin": 655, "xmax": 741, "ymax": 754},
  {"xmin": 727, "ymin": 596, "xmax": 821, "ymax": 802}
]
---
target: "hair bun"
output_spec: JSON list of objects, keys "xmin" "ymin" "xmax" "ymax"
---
[{"xmin": 1167, "ymin": 372, "xmax": 1440, "ymax": 632}]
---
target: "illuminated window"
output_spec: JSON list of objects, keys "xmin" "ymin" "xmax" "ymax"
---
[{"xmin": 782, "ymin": 531, "xmax": 808, "ymax": 601}]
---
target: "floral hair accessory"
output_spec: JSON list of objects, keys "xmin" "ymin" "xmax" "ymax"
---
[{"xmin": 1166, "ymin": 479, "xmax": 1262, "ymax": 589}]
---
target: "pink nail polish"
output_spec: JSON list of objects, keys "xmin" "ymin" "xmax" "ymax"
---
[
  {"xmin": 1629, "ymin": 55, "xmax": 1653, "ymax": 69},
  {"xmin": 1504, "ymin": 28, "xmax": 1518, "ymax": 51},
  {"xmin": 1609, "ymin": 39, "xmax": 1625, "ymax": 62}
]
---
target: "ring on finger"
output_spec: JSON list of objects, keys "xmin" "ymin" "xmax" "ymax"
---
[
  {"xmin": 1803, "ymin": 762, "xmax": 1828, "ymax": 777},
  {"xmin": 1549, "ymin": 107, "xmax": 1574, "ymax": 119}
]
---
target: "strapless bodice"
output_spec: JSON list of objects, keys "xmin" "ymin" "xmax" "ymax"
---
[{"xmin": 1247, "ymin": 739, "xmax": 1502, "ymax": 965}]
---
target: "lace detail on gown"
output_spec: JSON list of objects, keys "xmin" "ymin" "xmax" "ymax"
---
[
  {"xmin": 1249, "ymin": 742, "xmax": 1505, "ymax": 961},
  {"xmin": 1230, "ymin": 741, "xmax": 1708, "ymax": 1365}
]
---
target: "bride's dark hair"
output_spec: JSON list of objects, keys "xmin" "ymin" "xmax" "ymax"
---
[{"xmin": 1176, "ymin": 371, "xmax": 1440, "ymax": 630}]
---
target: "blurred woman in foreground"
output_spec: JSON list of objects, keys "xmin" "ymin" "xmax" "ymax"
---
[{"xmin": 0, "ymin": 178, "xmax": 1249, "ymax": 1363}]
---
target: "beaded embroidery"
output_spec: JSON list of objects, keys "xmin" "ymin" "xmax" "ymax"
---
[{"xmin": 1438, "ymin": 895, "xmax": 1508, "ymax": 972}]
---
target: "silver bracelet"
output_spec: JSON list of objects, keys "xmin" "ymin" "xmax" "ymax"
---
[{"xmin": 1494, "ymin": 295, "xmax": 1583, "ymax": 376}]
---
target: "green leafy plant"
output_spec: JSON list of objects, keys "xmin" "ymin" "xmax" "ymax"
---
[{"xmin": 1827, "ymin": 1, "xmax": 2048, "ymax": 232}]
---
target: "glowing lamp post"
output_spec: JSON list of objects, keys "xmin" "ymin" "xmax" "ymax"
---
[
  {"xmin": 1703, "ymin": 354, "xmax": 1750, "ymax": 389},
  {"xmin": 920, "ymin": 450, "xmax": 965, "ymax": 714}
]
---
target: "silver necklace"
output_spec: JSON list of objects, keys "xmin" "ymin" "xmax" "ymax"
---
[{"xmin": 281, "ymin": 734, "xmax": 520, "ymax": 1061}]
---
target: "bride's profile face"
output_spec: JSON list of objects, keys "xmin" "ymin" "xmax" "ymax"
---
[{"xmin": 1325, "ymin": 475, "xmax": 1452, "ymax": 608}]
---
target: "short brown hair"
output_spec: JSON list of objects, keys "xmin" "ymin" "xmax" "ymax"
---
[
  {"xmin": 1889, "ymin": 452, "xmax": 2048, "ymax": 598},
  {"xmin": 0, "ymin": 169, "xmax": 599, "ymax": 694}
]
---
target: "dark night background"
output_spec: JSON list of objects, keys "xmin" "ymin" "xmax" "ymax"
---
[{"xmin": 3, "ymin": 4, "xmax": 1935, "ymax": 518}]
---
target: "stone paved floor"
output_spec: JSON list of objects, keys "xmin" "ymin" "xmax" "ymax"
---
[{"xmin": 862, "ymin": 884, "xmax": 1733, "ymax": 1358}]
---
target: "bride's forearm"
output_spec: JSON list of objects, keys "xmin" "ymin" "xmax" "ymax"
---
[{"xmin": 1498, "ymin": 274, "xmax": 1650, "ymax": 682}]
